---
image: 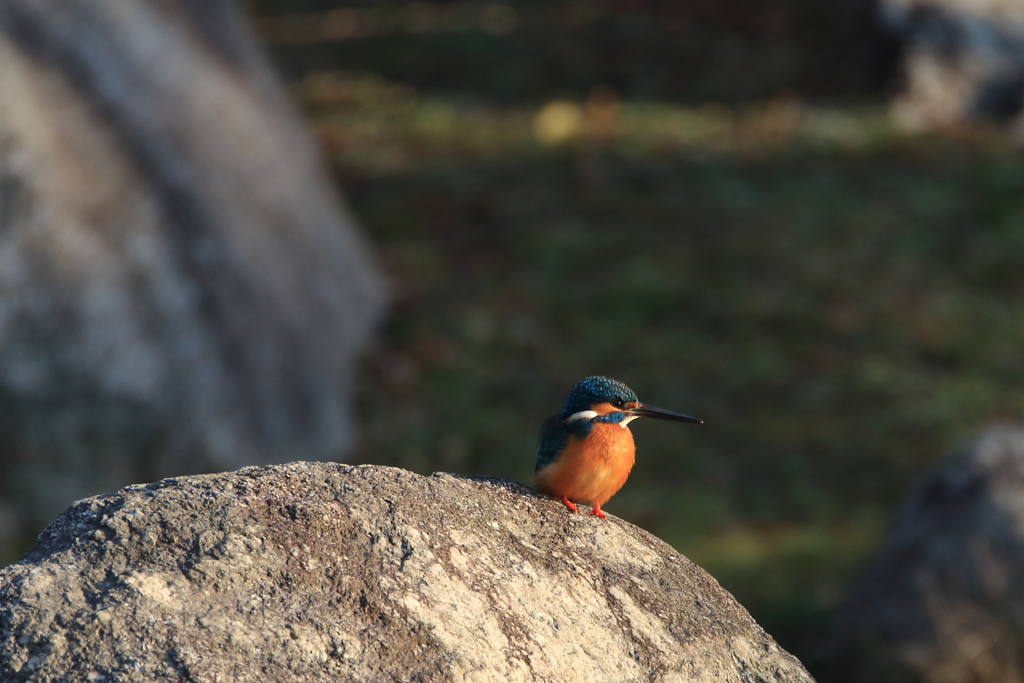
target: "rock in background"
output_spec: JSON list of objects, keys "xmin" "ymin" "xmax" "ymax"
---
[
  {"xmin": 832, "ymin": 426, "xmax": 1024, "ymax": 683},
  {"xmin": 883, "ymin": 0, "xmax": 1024, "ymax": 132},
  {"xmin": 0, "ymin": 0, "xmax": 383, "ymax": 559},
  {"xmin": 0, "ymin": 462, "xmax": 813, "ymax": 682}
]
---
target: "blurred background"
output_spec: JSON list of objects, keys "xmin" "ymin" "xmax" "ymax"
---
[
  {"xmin": 5, "ymin": 0, "xmax": 1024, "ymax": 680},
  {"xmin": 252, "ymin": 0, "xmax": 1024, "ymax": 676}
]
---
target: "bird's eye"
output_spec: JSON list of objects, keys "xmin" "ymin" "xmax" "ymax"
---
[{"xmin": 613, "ymin": 399, "xmax": 625, "ymax": 408}]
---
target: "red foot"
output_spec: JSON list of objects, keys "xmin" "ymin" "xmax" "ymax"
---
[
  {"xmin": 589, "ymin": 504, "xmax": 607, "ymax": 519},
  {"xmin": 560, "ymin": 496, "xmax": 579, "ymax": 513}
]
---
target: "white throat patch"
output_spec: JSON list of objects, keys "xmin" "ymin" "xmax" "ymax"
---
[{"xmin": 619, "ymin": 415, "xmax": 639, "ymax": 428}]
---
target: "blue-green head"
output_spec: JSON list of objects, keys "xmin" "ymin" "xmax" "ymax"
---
[
  {"xmin": 560, "ymin": 376, "xmax": 639, "ymax": 416},
  {"xmin": 559, "ymin": 375, "xmax": 703, "ymax": 424}
]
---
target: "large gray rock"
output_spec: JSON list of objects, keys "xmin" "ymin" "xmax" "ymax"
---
[
  {"xmin": 0, "ymin": 0, "xmax": 383, "ymax": 557},
  {"xmin": 883, "ymin": 0, "xmax": 1024, "ymax": 132},
  {"xmin": 0, "ymin": 462, "xmax": 813, "ymax": 682},
  {"xmin": 832, "ymin": 426, "xmax": 1024, "ymax": 683}
]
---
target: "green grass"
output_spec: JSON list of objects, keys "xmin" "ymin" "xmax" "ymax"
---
[
  {"xmin": 314, "ymin": 86, "xmax": 1024, "ymax": 673},
  {"xmin": 298, "ymin": 71, "xmax": 902, "ymax": 170}
]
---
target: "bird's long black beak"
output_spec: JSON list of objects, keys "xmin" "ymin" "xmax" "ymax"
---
[{"xmin": 628, "ymin": 403, "xmax": 703, "ymax": 424}]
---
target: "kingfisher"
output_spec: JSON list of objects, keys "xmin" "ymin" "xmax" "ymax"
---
[{"xmin": 535, "ymin": 376, "xmax": 702, "ymax": 519}]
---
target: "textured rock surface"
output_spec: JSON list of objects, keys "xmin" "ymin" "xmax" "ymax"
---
[
  {"xmin": 0, "ymin": 0, "xmax": 383, "ymax": 555},
  {"xmin": 883, "ymin": 0, "xmax": 1024, "ymax": 132},
  {"xmin": 0, "ymin": 462, "xmax": 812, "ymax": 682},
  {"xmin": 833, "ymin": 426, "xmax": 1024, "ymax": 683}
]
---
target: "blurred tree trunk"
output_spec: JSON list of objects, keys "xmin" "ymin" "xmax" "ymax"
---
[{"xmin": 0, "ymin": 0, "xmax": 384, "ymax": 558}]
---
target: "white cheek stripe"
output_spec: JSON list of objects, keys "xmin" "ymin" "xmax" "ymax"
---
[
  {"xmin": 620, "ymin": 415, "xmax": 639, "ymax": 428},
  {"xmin": 566, "ymin": 410, "xmax": 599, "ymax": 423}
]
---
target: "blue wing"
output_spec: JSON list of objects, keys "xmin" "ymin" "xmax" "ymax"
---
[
  {"xmin": 535, "ymin": 415, "xmax": 569, "ymax": 473},
  {"xmin": 535, "ymin": 413, "xmax": 594, "ymax": 473}
]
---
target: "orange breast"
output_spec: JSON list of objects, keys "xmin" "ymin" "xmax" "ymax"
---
[{"xmin": 535, "ymin": 422, "xmax": 636, "ymax": 507}]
